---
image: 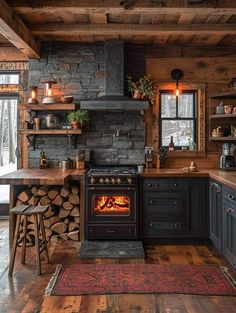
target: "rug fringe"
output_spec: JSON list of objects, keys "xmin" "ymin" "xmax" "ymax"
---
[
  {"xmin": 220, "ymin": 266, "xmax": 236, "ymax": 289},
  {"xmin": 44, "ymin": 264, "xmax": 62, "ymax": 296}
]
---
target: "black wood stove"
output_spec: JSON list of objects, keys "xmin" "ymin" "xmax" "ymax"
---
[{"xmin": 85, "ymin": 166, "xmax": 138, "ymax": 240}]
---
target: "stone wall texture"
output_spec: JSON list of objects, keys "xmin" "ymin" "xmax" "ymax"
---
[{"xmin": 28, "ymin": 43, "xmax": 146, "ymax": 167}]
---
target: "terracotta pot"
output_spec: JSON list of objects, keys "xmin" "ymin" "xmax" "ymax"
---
[
  {"xmin": 132, "ymin": 89, "xmax": 143, "ymax": 100},
  {"xmin": 71, "ymin": 121, "xmax": 80, "ymax": 129}
]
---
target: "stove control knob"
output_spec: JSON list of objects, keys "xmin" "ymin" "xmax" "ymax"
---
[
  {"xmin": 90, "ymin": 176, "xmax": 96, "ymax": 184},
  {"xmin": 127, "ymin": 177, "xmax": 133, "ymax": 185},
  {"xmin": 111, "ymin": 177, "xmax": 116, "ymax": 184},
  {"xmin": 105, "ymin": 177, "xmax": 110, "ymax": 184},
  {"xmin": 117, "ymin": 177, "xmax": 122, "ymax": 184},
  {"xmin": 99, "ymin": 177, "xmax": 104, "ymax": 184}
]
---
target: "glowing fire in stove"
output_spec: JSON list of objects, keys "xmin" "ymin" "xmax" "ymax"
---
[{"xmin": 94, "ymin": 195, "xmax": 130, "ymax": 215}]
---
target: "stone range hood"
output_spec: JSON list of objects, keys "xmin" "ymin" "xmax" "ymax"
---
[{"xmin": 80, "ymin": 40, "xmax": 149, "ymax": 111}]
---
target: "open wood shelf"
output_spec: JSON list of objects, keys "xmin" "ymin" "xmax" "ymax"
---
[
  {"xmin": 209, "ymin": 113, "xmax": 236, "ymax": 119},
  {"xmin": 210, "ymin": 91, "xmax": 236, "ymax": 99},
  {"xmin": 18, "ymin": 103, "xmax": 76, "ymax": 111},
  {"xmin": 209, "ymin": 136, "xmax": 236, "ymax": 141},
  {"xmin": 19, "ymin": 129, "xmax": 82, "ymax": 135}
]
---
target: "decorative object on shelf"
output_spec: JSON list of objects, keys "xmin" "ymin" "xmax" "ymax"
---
[
  {"xmin": 157, "ymin": 146, "xmax": 168, "ymax": 168},
  {"xmin": 28, "ymin": 86, "xmax": 38, "ymax": 104},
  {"xmin": 61, "ymin": 95, "xmax": 74, "ymax": 104},
  {"xmin": 168, "ymin": 136, "xmax": 175, "ymax": 151},
  {"xmin": 67, "ymin": 109, "xmax": 90, "ymax": 129},
  {"xmin": 216, "ymin": 101, "xmax": 225, "ymax": 115},
  {"xmin": 145, "ymin": 146, "xmax": 154, "ymax": 168},
  {"xmin": 76, "ymin": 154, "xmax": 85, "ymax": 170},
  {"xmin": 34, "ymin": 117, "xmax": 41, "ymax": 130},
  {"xmin": 170, "ymin": 68, "xmax": 184, "ymax": 97},
  {"xmin": 188, "ymin": 137, "xmax": 196, "ymax": 151},
  {"xmin": 42, "ymin": 80, "xmax": 57, "ymax": 104},
  {"xmin": 189, "ymin": 161, "xmax": 198, "ymax": 172},
  {"xmin": 127, "ymin": 75, "xmax": 155, "ymax": 102},
  {"xmin": 212, "ymin": 126, "xmax": 224, "ymax": 138},
  {"xmin": 45, "ymin": 113, "xmax": 60, "ymax": 129},
  {"xmin": 224, "ymin": 105, "xmax": 233, "ymax": 114},
  {"xmin": 233, "ymin": 107, "xmax": 236, "ymax": 114},
  {"xmin": 40, "ymin": 150, "xmax": 47, "ymax": 169},
  {"xmin": 61, "ymin": 122, "xmax": 72, "ymax": 130},
  {"xmin": 228, "ymin": 77, "xmax": 236, "ymax": 89}
]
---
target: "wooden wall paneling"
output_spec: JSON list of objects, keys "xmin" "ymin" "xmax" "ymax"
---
[{"xmin": 146, "ymin": 58, "xmax": 236, "ymax": 83}]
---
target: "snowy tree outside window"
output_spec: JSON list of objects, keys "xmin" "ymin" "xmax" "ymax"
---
[{"xmin": 160, "ymin": 91, "xmax": 197, "ymax": 148}]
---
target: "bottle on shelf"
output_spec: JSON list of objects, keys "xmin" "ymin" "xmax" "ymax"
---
[
  {"xmin": 168, "ymin": 136, "xmax": 175, "ymax": 151},
  {"xmin": 40, "ymin": 150, "xmax": 47, "ymax": 169}
]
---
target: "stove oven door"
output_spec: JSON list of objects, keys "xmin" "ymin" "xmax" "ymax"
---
[{"xmin": 86, "ymin": 186, "xmax": 137, "ymax": 223}]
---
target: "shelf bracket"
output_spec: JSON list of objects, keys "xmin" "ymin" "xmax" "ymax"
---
[{"xmin": 70, "ymin": 135, "xmax": 78, "ymax": 149}]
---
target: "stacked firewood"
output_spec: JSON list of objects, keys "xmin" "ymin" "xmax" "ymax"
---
[{"xmin": 16, "ymin": 184, "xmax": 80, "ymax": 244}]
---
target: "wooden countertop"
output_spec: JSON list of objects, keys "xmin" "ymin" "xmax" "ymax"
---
[
  {"xmin": 140, "ymin": 168, "xmax": 236, "ymax": 190},
  {"xmin": 1, "ymin": 168, "xmax": 236, "ymax": 190},
  {"xmin": 0, "ymin": 169, "xmax": 86, "ymax": 185}
]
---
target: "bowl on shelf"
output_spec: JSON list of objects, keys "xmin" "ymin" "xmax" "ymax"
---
[{"xmin": 61, "ymin": 96, "xmax": 74, "ymax": 104}]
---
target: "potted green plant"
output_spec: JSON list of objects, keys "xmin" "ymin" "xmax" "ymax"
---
[
  {"xmin": 127, "ymin": 75, "xmax": 155, "ymax": 102},
  {"xmin": 67, "ymin": 109, "xmax": 90, "ymax": 129}
]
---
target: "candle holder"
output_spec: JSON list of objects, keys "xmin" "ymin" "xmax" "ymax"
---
[
  {"xmin": 27, "ymin": 86, "xmax": 38, "ymax": 104},
  {"xmin": 42, "ymin": 80, "xmax": 57, "ymax": 104}
]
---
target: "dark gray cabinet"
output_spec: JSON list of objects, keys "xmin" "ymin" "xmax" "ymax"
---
[
  {"xmin": 223, "ymin": 186, "xmax": 236, "ymax": 267},
  {"xmin": 140, "ymin": 177, "xmax": 207, "ymax": 240},
  {"xmin": 209, "ymin": 180, "xmax": 222, "ymax": 250}
]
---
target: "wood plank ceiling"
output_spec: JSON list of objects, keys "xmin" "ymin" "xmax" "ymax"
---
[{"xmin": 1, "ymin": 1, "xmax": 236, "ymax": 58}]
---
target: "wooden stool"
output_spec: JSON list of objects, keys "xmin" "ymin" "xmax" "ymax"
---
[{"xmin": 9, "ymin": 204, "xmax": 50, "ymax": 276}]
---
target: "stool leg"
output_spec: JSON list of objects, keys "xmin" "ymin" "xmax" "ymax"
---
[
  {"xmin": 39, "ymin": 214, "xmax": 49, "ymax": 263},
  {"xmin": 21, "ymin": 216, "xmax": 28, "ymax": 264},
  {"xmin": 34, "ymin": 214, "xmax": 41, "ymax": 275},
  {"xmin": 9, "ymin": 215, "xmax": 21, "ymax": 276}
]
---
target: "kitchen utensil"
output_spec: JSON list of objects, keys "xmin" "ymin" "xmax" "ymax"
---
[
  {"xmin": 34, "ymin": 117, "xmax": 41, "ymax": 130},
  {"xmin": 228, "ymin": 77, "xmax": 236, "ymax": 89},
  {"xmin": 61, "ymin": 95, "xmax": 74, "ymax": 103},
  {"xmin": 58, "ymin": 157, "xmax": 73, "ymax": 171}
]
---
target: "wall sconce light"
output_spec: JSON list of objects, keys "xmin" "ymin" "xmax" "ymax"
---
[
  {"xmin": 42, "ymin": 80, "xmax": 57, "ymax": 104},
  {"xmin": 28, "ymin": 86, "xmax": 38, "ymax": 104},
  {"xmin": 171, "ymin": 69, "xmax": 184, "ymax": 97}
]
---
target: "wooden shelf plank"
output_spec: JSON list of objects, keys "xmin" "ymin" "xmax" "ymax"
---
[
  {"xmin": 209, "ymin": 136, "xmax": 236, "ymax": 141},
  {"xmin": 209, "ymin": 113, "xmax": 236, "ymax": 119},
  {"xmin": 18, "ymin": 129, "xmax": 82, "ymax": 135},
  {"xmin": 210, "ymin": 91, "xmax": 236, "ymax": 99},
  {"xmin": 18, "ymin": 103, "xmax": 76, "ymax": 110}
]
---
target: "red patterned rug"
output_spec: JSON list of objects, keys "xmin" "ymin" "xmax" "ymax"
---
[{"xmin": 45, "ymin": 264, "xmax": 236, "ymax": 296}]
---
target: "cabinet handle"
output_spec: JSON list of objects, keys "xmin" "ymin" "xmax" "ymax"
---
[
  {"xmin": 173, "ymin": 201, "xmax": 177, "ymax": 205},
  {"xmin": 227, "ymin": 193, "xmax": 236, "ymax": 201},
  {"xmin": 149, "ymin": 200, "xmax": 154, "ymax": 204},
  {"xmin": 149, "ymin": 223, "xmax": 154, "ymax": 227},
  {"xmin": 106, "ymin": 229, "xmax": 116, "ymax": 233},
  {"xmin": 155, "ymin": 183, "xmax": 159, "ymax": 187},
  {"xmin": 173, "ymin": 183, "xmax": 178, "ymax": 187},
  {"xmin": 148, "ymin": 183, "xmax": 152, "ymax": 187}
]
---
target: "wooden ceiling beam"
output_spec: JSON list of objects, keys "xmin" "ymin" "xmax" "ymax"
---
[
  {"xmin": 31, "ymin": 23, "xmax": 236, "ymax": 36},
  {"xmin": 8, "ymin": 0, "xmax": 236, "ymax": 15},
  {"xmin": 0, "ymin": 0, "xmax": 40, "ymax": 58}
]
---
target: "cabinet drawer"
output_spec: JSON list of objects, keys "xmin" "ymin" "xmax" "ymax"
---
[
  {"xmin": 143, "ymin": 179, "xmax": 184, "ymax": 191},
  {"xmin": 224, "ymin": 186, "xmax": 236, "ymax": 208},
  {"xmin": 143, "ymin": 192, "xmax": 185, "ymax": 214},
  {"xmin": 87, "ymin": 224, "xmax": 137, "ymax": 240},
  {"xmin": 143, "ymin": 214, "xmax": 187, "ymax": 238},
  {"xmin": 143, "ymin": 179, "xmax": 166, "ymax": 191}
]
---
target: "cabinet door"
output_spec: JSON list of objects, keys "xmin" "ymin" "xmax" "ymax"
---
[
  {"xmin": 188, "ymin": 179, "xmax": 207, "ymax": 237},
  {"xmin": 209, "ymin": 181, "xmax": 222, "ymax": 250},
  {"xmin": 223, "ymin": 201, "xmax": 236, "ymax": 267}
]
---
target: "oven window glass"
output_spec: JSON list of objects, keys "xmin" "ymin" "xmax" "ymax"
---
[{"xmin": 93, "ymin": 195, "xmax": 130, "ymax": 216}]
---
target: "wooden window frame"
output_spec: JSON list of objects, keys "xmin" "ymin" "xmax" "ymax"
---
[{"xmin": 152, "ymin": 83, "xmax": 206, "ymax": 159}]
